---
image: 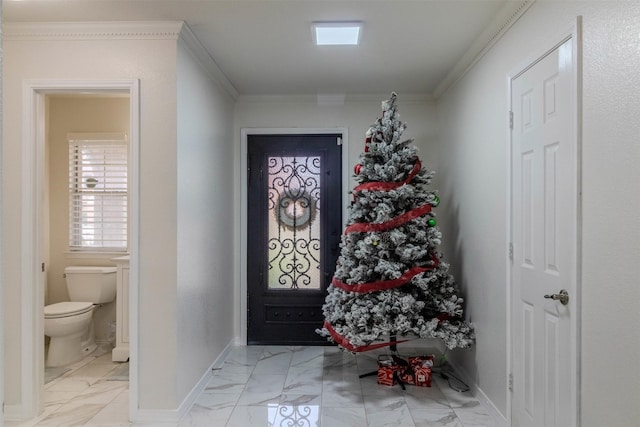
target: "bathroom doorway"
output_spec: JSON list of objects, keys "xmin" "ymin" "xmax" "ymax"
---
[
  {"xmin": 21, "ymin": 80, "xmax": 139, "ymax": 420},
  {"xmin": 45, "ymin": 95, "xmax": 129, "ymax": 347}
]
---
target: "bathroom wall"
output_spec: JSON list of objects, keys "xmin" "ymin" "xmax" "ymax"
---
[
  {"xmin": 3, "ymin": 23, "xmax": 184, "ymax": 415},
  {"xmin": 47, "ymin": 95, "xmax": 130, "ymax": 343}
]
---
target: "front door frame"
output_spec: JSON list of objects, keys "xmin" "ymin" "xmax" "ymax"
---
[
  {"xmin": 506, "ymin": 19, "xmax": 582, "ymax": 426},
  {"xmin": 240, "ymin": 128, "xmax": 348, "ymax": 345}
]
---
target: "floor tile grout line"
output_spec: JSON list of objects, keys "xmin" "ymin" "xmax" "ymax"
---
[{"xmin": 224, "ymin": 349, "xmax": 259, "ymax": 427}]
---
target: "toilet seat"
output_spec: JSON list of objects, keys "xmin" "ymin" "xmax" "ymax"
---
[{"xmin": 45, "ymin": 302, "xmax": 93, "ymax": 319}]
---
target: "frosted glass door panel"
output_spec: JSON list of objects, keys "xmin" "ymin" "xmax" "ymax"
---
[{"xmin": 267, "ymin": 156, "xmax": 321, "ymax": 290}]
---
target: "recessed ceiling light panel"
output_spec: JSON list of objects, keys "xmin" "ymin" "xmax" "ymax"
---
[{"xmin": 312, "ymin": 21, "xmax": 362, "ymax": 46}]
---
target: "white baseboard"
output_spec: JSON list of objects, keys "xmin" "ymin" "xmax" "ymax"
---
[
  {"xmin": 446, "ymin": 361, "xmax": 509, "ymax": 427},
  {"xmin": 129, "ymin": 408, "xmax": 180, "ymax": 425},
  {"xmin": 3, "ymin": 404, "xmax": 24, "ymax": 422},
  {"xmin": 130, "ymin": 339, "xmax": 234, "ymax": 425},
  {"xmin": 175, "ymin": 340, "xmax": 233, "ymax": 420}
]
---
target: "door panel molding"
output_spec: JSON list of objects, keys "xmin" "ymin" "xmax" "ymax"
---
[
  {"xmin": 240, "ymin": 128, "xmax": 348, "ymax": 345},
  {"xmin": 506, "ymin": 18, "xmax": 582, "ymax": 427}
]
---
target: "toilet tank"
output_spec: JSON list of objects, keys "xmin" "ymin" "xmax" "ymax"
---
[{"xmin": 64, "ymin": 266, "xmax": 117, "ymax": 303}]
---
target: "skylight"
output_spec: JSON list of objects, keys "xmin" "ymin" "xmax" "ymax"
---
[{"xmin": 312, "ymin": 22, "xmax": 362, "ymax": 46}]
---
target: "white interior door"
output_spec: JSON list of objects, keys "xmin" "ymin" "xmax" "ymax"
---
[{"xmin": 510, "ymin": 37, "xmax": 578, "ymax": 427}]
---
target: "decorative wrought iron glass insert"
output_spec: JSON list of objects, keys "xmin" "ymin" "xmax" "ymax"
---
[{"xmin": 268, "ymin": 156, "xmax": 321, "ymax": 290}]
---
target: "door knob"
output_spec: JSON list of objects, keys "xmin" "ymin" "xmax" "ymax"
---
[{"xmin": 544, "ymin": 289, "xmax": 569, "ymax": 305}]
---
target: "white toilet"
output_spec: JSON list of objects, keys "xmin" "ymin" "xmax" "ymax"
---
[{"xmin": 44, "ymin": 266, "xmax": 117, "ymax": 367}]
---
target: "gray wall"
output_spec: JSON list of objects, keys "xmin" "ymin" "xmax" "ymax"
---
[
  {"xmin": 176, "ymin": 38, "xmax": 236, "ymax": 402},
  {"xmin": 436, "ymin": 2, "xmax": 640, "ymax": 425}
]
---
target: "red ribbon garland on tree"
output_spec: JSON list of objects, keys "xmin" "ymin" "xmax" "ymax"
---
[
  {"xmin": 324, "ymin": 309, "xmax": 454, "ymax": 353},
  {"xmin": 344, "ymin": 203, "xmax": 432, "ymax": 235},
  {"xmin": 323, "ymin": 312, "xmax": 453, "ymax": 353},
  {"xmin": 332, "ymin": 255, "xmax": 439, "ymax": 294},
  {"xmin": 323, "ymin": 321, "xmax": 410, "ymax": 353},
  {"xmin": 353, "ymin": 159, "xmax": 422, "ymax": 194}
]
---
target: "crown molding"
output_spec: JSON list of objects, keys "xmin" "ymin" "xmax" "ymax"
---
[
  {"xmin": 433, "ymin": 0, "xmax": 536, "ymax": 99},
  {"xmin": 236, "ymin": 93, "xmax": 433, "ymax": 105},
  {"xmin": 4, "ymin": 20, "xmax": 239, "ymax": 100},
  {"xmin": 4, "ymin": 21, "xmax": 185, "ymax": 41},
  {"xmin": 177, "ymin": 23, "xmax": 239, "ymax": 100}
]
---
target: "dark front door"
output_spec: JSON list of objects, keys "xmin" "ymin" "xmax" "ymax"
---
[{"xmin": 247, "ymin": 134, "xmax": 342, "ymax": 345}]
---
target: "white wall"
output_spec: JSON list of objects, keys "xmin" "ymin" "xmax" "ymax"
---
[
  {"xmin": 235, "ymin": 95, "xmax": 437, "ymax": 189},
  {"xmin": 176, "ymin": 39, "xmax": 235, "ymax": 401},
  {"xmin": 233, "ymin": 95, "xmax": 438, "ymax": 340},
  {"xmin": 436, "ymin": 2, "xmax": 640, "ymax": 425},
  {"xmin": 2, "ymin": 26, "xmax": 180, "ymax": 412}
]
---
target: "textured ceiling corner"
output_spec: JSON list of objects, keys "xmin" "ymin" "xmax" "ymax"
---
[{"xmin": 433, "ymin": 0, "xmax": 536, "ymax": 99}]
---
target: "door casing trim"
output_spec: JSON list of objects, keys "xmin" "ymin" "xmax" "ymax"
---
[
  {"xmin": 15, "ymin": 79, "xmax": 140, "ymax": 421},
  {"xmin": 239, "ymin": 128, "xmax": 348, "ymax": 345}
]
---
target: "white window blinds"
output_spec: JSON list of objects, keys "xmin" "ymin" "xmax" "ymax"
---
[{"xmin": 68, "ymin": 134, "xmax": 128, "ymax": 250}]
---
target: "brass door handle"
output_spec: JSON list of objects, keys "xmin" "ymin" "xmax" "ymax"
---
[{"xmin": 544, "ymin": 289, "xmax": 569, "ymax": 305}]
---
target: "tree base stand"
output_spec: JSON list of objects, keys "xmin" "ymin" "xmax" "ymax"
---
[{"xmin": 359, "ymin": 371, "xmax": 378, "ymax": 378}]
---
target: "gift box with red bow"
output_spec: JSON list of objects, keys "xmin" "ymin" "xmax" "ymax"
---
[
  {"xmin": 408, "ymin": 355, "xmax": 435, "ymax": 387},
  {"xmin": 377, "ymin": 355, "xmax": 404, "ymax": 386},
  {"xmin": 377, "ymin": 354, "xmax": 435, "ymax": 387}
]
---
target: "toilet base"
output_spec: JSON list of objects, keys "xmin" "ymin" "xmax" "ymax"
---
[
  {"xmin": 80, "ymin": 317, "xmax": 97, "ymax": 357},
  {"xmin": 45, "ymin": 309, "xmax": 97, "ymax": 367},
  {"xmin": 46, "ymin": 335, "xmax": 98, "ymax": 368},
  {"xmin": 46, "ymin": 332, "xmax": 85, "ymax": 367}
]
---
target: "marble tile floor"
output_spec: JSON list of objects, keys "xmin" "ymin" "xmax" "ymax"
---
[
  {"xmin": 5, "ymin": 345, "xmax": 497, "ymax": 427},
  {"xmin": 5, "ymin": 344, "xmax": 130, "ymax": 427},
  {"xmin": 181, "ymin": 345, "xmax": 497, "ymax": 427}
]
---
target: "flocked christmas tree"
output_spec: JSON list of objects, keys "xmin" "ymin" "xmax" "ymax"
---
[{"xmin": 317, "ymin": 93, "xmax": 475, "ymax": 352}]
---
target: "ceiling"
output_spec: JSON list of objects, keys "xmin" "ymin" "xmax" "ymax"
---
[{"xmin": 3, "ymin": 0, "xmax": 510, "ymax": 97}]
